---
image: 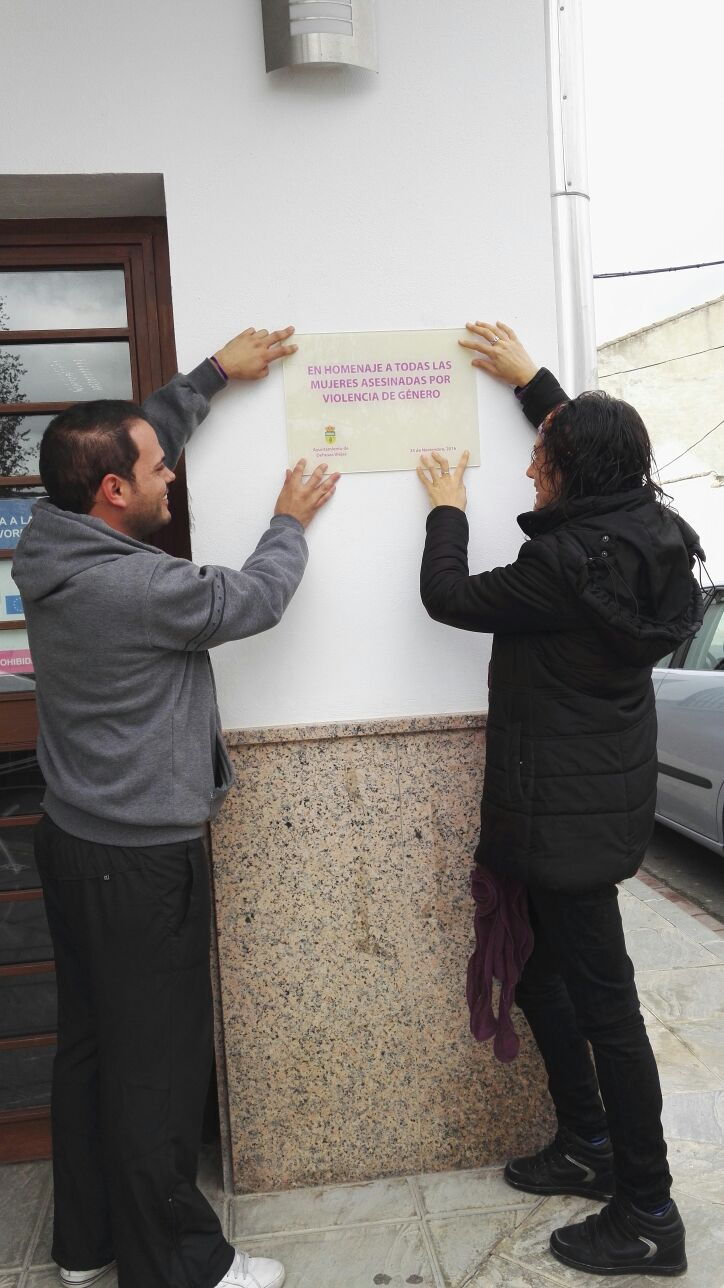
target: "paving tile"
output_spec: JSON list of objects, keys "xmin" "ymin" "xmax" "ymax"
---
[
  {"xmin": 669, "ymin": 1138, "xmax": 724, "ymax": 1206},
  {"xmin": 467, "ymin": 1255, "xmax": 571, "ymax": 1286},
  {"xmin": 424, "ymin": 1209, "xmax": 520, "ymax": 1286},
  {"xmin": 619, "ymin": 894, "xmax": 675, "ymax": 932},
  {"xmin": 690, "ymin": 913, "xmax": 724, "ymax": 933},
  {"xmin": 669, "ymin": 1021, "xmax": 724, "ymax": 1080},
  {"xmin": 641, "ymin": 1011, "xmax": 723, "ymax": 1093},
  {"xmin": 636, "ymin": 964, "xmax": 724, "ymax": 1025},
  {"xmin": 663, "ymin": 1191, "xmax": 724, "ymax": 1287},
  {"xmin": 693, "ymin": 935, "xmax": 724, "ymax": 961},
  {"xmin": 661, "ymin": 1090, "xmax": 724, "ymax": 1146},
  {"xmin": 494, "ymin": 1196, "xmax": 639, "ymax": 1287},
  {"xmin": 0, "ymin": 1276, "xmax": 20, "ymax": 1288},
  {"xmin": 645, "ymin": 900, "xmax": 724, "ymax": 946},
  {"xmin": 30, "ymin": 1196, "xmax": 53, "ymax": 1267},
  {"xmin": 0, "ymin": 1162, "xmax": 50, "ymax": 1269},
  {"xmin": 619, "ymin": 877, "xmax": 653, "ymax": 900},
  {"xmin": 624, "ymin": 924, "xmax": 719, "ymax": 971},
  {"xmin": 242, "ymin": 1222, "xmax": 436, "ymax": 1288},
  {"xmin": 414, "ymin": 1166, "xmax": 540, "ymax": 1216},
  {"xmin": 622, "ymin": 892, "xmax": 722, "ymax": 948},
  {"xmin": 230, "ymin": 1177, "xmax": 416, "ymax": 1239}
]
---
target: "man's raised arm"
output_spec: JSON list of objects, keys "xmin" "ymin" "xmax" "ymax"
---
[{"xmin": 142, "ymin": 324, "xmax": 298, "ymax": 467}]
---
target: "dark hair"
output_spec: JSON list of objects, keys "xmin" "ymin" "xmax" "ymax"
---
[
  {"xmin": 39, "ymin": 400, "xmax": 147, "ymax": 514},
  {"xmin": 537, "ymin": 391, "xmax": 663, "ymax": 511}
]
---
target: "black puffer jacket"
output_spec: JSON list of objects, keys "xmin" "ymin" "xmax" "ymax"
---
[{"xmin": 420, "ymin": 369, "xmax": 704, "ymax": 892}]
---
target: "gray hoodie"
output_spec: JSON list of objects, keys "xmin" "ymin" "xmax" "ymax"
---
[{"xmin": 12, "ymin": 361, "xmax": 308, "ymax": 846}]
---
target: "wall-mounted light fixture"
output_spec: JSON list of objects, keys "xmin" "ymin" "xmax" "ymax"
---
[{"xmin": 261, "ymin": 0, "xmax": 378, "ymax": 73}]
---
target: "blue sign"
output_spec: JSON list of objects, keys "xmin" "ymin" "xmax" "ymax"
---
[
  {"xmin": 0, "ymin": 499, "xmax": 35, "ymax": 550},
  {"xmin": 4, "ymin": 595, "xmax": 23, "ymax": 616}
]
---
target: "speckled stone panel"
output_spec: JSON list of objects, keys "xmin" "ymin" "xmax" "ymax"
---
[{"xmin": 211, "ymin": 716, "xmax": 554, "ymax": 1193}]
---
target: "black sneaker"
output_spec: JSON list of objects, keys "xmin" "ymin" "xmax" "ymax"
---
[
  {"xmin": 504, "ymin": 1127, "xmax": 614, "ymax": 1200},
  {"xmin": 550, "ymin": 1196, "xmax": 687, "ymax": 1276}
]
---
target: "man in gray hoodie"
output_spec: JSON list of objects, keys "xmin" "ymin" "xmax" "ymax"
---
[{"xmin": 13, "ymin": 325, "xmax": 337, "ymax": 1288}]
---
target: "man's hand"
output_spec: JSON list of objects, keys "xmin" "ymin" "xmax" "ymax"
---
[
  {"xmin": 274, "ymin": 460, "xmax": 340, "ymax": 529},
  {"xmin": 459, "ymin": 321, "xmax": 538, "ymax": 388},
  {"xmin": 214, "ymin": 326, "xmax": 298, "ymax": 381},
  {"xmin": 417, "ymin": 450, "xmax": 469, "ymax": 511}
]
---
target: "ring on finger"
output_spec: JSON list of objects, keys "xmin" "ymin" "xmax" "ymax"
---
[{"xmin": 490, "ymin": 335, "xmax": 499, "ymax": 345}]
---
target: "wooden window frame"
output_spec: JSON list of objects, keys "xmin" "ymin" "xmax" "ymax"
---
[
  {"xmin": 0, "ymin": 218, "xmax": 185, "ymax": 1161},
  {"xmin": 0, "ymin": 217, "xmax": 190, "ymax": 556}
]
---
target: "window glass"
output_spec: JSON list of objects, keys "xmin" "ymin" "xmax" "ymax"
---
[
  {"xmin": 0, "ymin": 563, "xmax": 23, "ymax": 623},
  {"xmin": 0, "ymin": 414, "xmax": 50, "ymax": 478},
  {"xmin": 0, "ymin": 971, "xmax": 57, "ymax": 1038},
  {"xmin": 683, "ymin": 597, "xmax": 724, "ymax": 672},
  {"xmin": 0, "ymin": 629, "xmax": 32, "ymax": 677},
  {"xmin": 0, "ymin": 269, "xmax": 127, "ymax": 330},
  {"xmin": 0, "ymin": 1042, "xmax": 55, "ymax": 1111},
  {"xmin": 0, "ymin": 494, "xmax": 36, "ymax": 552},
  {"xmin": 0, "ymin": 752, "xmax": 44, "ymax": 818},
  {"xmin": 0, "ymin": 825, "xmax": 38, "ymax": 890},
  {"xmin": 0, "ymin": 342, "xmax": 132, "ymax": 401},
  {"xmin": 0, "ymin": 896, "xmax": 51, "ymax": 965}
]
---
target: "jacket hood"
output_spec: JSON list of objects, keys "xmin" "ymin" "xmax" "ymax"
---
[
  {"xmin": 12, "ymin": 499, "xmax": 156, "ymax": 603},
  {"xmin": 518, "ymin": 490, "xmax": 705, "ymax": 666}
]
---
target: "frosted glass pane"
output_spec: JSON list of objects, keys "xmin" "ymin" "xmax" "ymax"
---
[
  {"xmin": 0, "ymin": 270, "xmax": 127, "ymax": 329},
  {"xmin": 0, "ymin": 342, "xmax": 132, "ymax": 401}
]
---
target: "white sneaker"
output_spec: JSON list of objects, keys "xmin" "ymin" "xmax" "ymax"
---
[
  {"xmin": 59, "ymin": 1265, "xmax": 116, "ymax": 1286},
  {"xmin": 216, "ymin": 1249, "xmax": 285, "ymax": 1288}
]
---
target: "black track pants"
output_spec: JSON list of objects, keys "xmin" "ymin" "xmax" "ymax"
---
[
  {"xmin": 35, "ymin": 814, "xmax": 235, "ymax": 1288},
  {"xmin": 515, "ymin": 882, "xmax": 672, "ymax": 1210}
]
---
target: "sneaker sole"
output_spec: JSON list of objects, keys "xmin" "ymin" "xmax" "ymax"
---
[
  {"xmin": 59, "ymin": 1269, "xmax": 116, "ymax": 1288},
  {"xmin": 504, "ymin": 1172, "xmax": 614, "ymax": 1202},
  {"xmin": 550, "ymin": 1241, "xmax": 687, "ymax": 1277}
]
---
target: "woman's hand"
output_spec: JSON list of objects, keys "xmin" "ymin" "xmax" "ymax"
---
[
  {"xmin": 417, "ymin": 450, "xmax": 469, "ymax": 511},
  {"xmin": 459, "ymin": 321, "xmax": 538, "ymax": 388}
]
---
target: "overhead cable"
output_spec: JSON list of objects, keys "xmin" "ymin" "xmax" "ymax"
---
[
  {"xmin": 657, "ymin": 417, "xmax": 724, "ymax": 474},
  {"xmin": 595, "ymin": 258, "xmax": 724, "ymax": 280},
  {"xmin": 599, "ymin": 343, "xmax": 724, "ymax": 379}
]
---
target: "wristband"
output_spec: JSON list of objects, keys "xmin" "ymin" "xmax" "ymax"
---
[{"xmin": 210, "ymin": 354, "xmax": 229, "ymax": 381}]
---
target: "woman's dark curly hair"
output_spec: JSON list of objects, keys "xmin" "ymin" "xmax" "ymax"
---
[{"xmin": 538, "ymin": 391, "xmax": 664, "ymax": 510}]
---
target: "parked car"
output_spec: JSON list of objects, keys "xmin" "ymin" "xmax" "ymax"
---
[{"xmin": 653, "ymin": 584, "xmax": 724, "ymax": 855}]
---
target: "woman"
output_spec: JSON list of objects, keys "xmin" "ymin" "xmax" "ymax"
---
[{"xmin": 416, "ymin": 321, "xmax": 703, "ymax": 1277}]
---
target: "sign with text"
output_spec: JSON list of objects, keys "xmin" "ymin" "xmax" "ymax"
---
[
  {"xmin": 0, "ymin": 498, "xmax": 35, "ymax": 551},
  {"xmin": 284, "ymin": 329, "xmax": 479, "ymax": 475},
  {"xmin": 0, "ymin": 629, "xmax": 32, "ymax": 675}
]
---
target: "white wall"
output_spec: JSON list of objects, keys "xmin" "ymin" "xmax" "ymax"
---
[{"xmin": 1, "ymin": 0, "xmax": 560, "ymax": 728}]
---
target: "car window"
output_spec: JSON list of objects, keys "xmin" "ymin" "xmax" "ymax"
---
[{"xmin": 683, "ymin": 595, "xmax": 724, "ymax": 672}]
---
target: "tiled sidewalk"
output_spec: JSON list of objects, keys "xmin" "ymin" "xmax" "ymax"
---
[{"xmin": 2, "ymin": 875, "xmax": 724, "ymax": 1287}]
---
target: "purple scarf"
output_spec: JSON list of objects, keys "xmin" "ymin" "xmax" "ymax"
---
[{"xmin": 466, "ymin": 865, "xmax": 534, "ymax": 1063}]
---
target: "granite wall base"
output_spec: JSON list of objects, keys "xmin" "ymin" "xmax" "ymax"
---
[{"xmin": 210, "ymin": 715, "xmax": 554, "ymax": 1194}]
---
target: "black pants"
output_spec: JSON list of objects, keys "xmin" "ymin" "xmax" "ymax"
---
[
  {"xmin": 515, "ymin": 882, "xmax": 672, "ymax": 1210},
  {"xmin": 35, "ymin": 814, "xmax": 235, "ymax": 1288}
]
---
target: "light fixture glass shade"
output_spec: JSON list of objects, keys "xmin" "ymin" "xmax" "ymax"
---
[{"xmin": 261, "ymin": 0, "xmax": 378, "ymax": 72}]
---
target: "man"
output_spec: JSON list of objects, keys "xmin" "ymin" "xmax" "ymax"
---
[
  {"xmin": 13, "ymin": 325, "xmax": 338, "ymax": 1288},
  {"xmin": 415, "ymin": 320, "xmax": 702, "ymax": 1277}
]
